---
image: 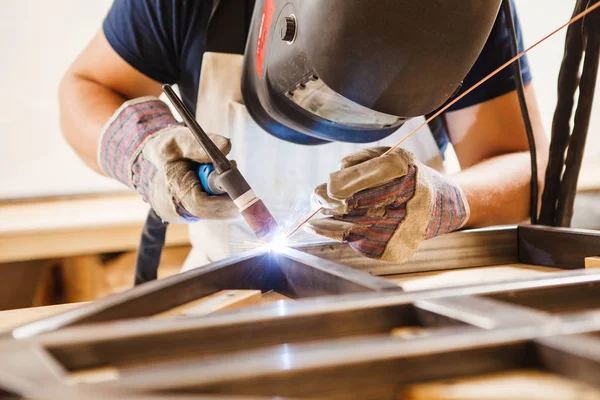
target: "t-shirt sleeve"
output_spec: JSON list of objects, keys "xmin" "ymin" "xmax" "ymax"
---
[
  {"xmin": 103, "ymin": 0, "xmax": 191, "ymax": 84},
  {"xmin": 446, "ymin": 1, "xmax": 532, "ymax": 111}
]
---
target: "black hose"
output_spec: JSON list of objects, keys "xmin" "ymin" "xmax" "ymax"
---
[
  {"xmin": 539, "ymin": 0, "xmax": 587, "ymax": 225},
  {"xmin": 556, "ymin": 16, "xmax": 600, "ymax": 227},
  {"xmin": 502, "ymin": 0, "xmax": 539, "ymax": 224},
  {"xmin": 134, "ymin": 209, "xmax": 168, "ymax": 285}
]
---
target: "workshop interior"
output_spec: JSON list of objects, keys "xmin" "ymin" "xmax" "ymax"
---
[{"xmin": 1, "ymin": 0, "xmax": 600, "ymax": 398}]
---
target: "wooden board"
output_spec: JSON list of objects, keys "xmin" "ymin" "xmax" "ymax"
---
[
  {"xmin": 399, "ymin": 370, "xmax": 600, "ymax": 399},
  {"xmin": 1, "ymin": 289, "xmax": 284, "ymax": 334},
  {"xmin": 155, "ymin": 290, "xmax": 262, "ymax": 318},
  {"xmin": 261, "ymin": 291, "xmax": 294, "ymax": 304},
  {"xmin": 60, "ymin": 247, "xmax": 190, "ymax": 303},
  {"xmin": 0, "ymin": 303, "xmax": 90, "ymax": 332},
  {"xmin": 0, "ymin": 194, "xmax": 190, "ymax": 263},
  {"xmin": 585, "ymin": 257, "xmax": 600, "ymax": 269}
]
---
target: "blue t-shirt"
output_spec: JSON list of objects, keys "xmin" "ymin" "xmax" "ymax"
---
[{"xmin": 103, "ymin": 0, "xmax": 531, "ymax": 151}]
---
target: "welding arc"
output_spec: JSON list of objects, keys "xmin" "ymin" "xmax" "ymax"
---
[
  {"xmin": 288, "ymin": 1, "xmax": 600, "ymax": 238},
  {"xmin": 384, "ymin": 0, "xmax": 600, "ymax": 156}
]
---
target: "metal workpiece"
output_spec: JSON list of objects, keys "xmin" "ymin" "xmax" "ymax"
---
[
  {"xmin": 2, "ymin": 226, "xmax": 600, "ymax": 397},
  {"xmin": 67, "ymin": 317, "xmax": 600, "ymax": 398},
  {"xmin": 8, "ymin": 247, "xmax": 400, "ymax": 339},
  {"xmin": 20, "ymin": 270, "xmax": 600, "ymax": 375}
]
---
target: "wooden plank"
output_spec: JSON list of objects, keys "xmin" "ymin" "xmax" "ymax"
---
[
  {"xmin": 155, "ymin": 290, "xmax": 262, "ymax": 318},
  {"xmin": 0, "ymin": 303, "xmax": 90, "ymax": 332},
  {"xmin": 0, "ymin": 259, "xmax": 56, "ymax": 310},
  {"xmin": 261, "ymin": 291, "xmax": 294, "ymax": 304},
  {"xmin": 399, "ymin": 370, "xmax": 600, "ymax": 399},
  {"xmin": 518, "ymin": 225, "xmax": 600, "ymax": 269},
  {"xmin": 0, "ymin": 194, "xmax": 189, "ymax": 263},
  {"xmin": 59, "ymin": 247, "xmax": 189, "ymax": 303},
  {"xmin": 387, "ymin": 264, "xmax": 560, "ymax": 292},
  {"xmin": 586, "ymin": 257, "xmax": 600, "ymax": 269},
  {"xmin": 296, "ymin": 226, "xmax": 518, "ymax": 275}
]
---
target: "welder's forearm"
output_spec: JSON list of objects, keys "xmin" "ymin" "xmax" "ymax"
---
[
  {"xmin": 59, "ymin": 73, "xmax": 125, "ymax": 174},
  {"xmin": 452, "ymin": 151, "xmax": 544, "ymax": 228}
]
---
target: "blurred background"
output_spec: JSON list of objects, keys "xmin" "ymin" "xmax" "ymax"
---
[
  {"xmin": 1, "ymin": 1, "xmax": 599, "ymax": 199},
  {"xmin": 0, "ymin": 0, "xmax": 598, "ymax": 314}
]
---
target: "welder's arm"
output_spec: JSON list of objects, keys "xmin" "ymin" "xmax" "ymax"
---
[
  {"xmin": 59, "ymin": 30, "xmax": 162, "ymax": 173},
  {"xmin": 306, "ymin": 85, "xmax": 547, "ymax": 264},
  {"xmin": 59, "ymin": 30, "xmax": 237, "ymax": 223},
  {"xmin": 446, "ymin": 84, "xmax": 548, "ymax": 228}
]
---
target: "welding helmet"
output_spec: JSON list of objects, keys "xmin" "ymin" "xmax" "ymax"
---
[{"xmin": 242, "ymin": 0, "xmax": 502, "ymax": 144}]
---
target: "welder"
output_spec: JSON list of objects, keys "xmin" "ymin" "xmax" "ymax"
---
[{"xmin": 59, "ymin": 0, "xmax": 548, "ymax": 268}]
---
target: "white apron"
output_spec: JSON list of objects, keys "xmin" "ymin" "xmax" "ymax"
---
[{"xmin": 182, "ymin": 53, "xmax": 444, "ymax": 271}]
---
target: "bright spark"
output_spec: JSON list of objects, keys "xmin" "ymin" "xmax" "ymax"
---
[{"xmin": 263, "ymin": 234, "xmax": 289, "ymax": 253}]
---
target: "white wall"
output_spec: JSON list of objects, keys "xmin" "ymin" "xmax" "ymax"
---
[
  {"xmin": 0, "ymin": 0, "xmax": 598, "ymax": 200},
  {"xmin": 0, "ymin": 0, "xmax": 121, "ymax": 200}
]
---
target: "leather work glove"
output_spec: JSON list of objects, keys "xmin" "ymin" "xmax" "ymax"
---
[
  {"xmin": 306, "ymin": 147, "xmax": 470, "ymax": 264},
  {"xmin": 98, "ymin": 97, "xmax": 237, "ymax": 223}
]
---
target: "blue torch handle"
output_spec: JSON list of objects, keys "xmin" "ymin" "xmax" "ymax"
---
[{"xmin": 198, "ymin": 164, "xmax": 223, "ymax": 196}]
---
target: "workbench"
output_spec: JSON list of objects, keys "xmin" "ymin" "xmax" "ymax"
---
[{"xmin": 0, "ymin": 194, "xmax": 189, "ymax": 264}]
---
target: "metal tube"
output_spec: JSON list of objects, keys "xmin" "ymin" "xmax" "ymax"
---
[{"xmin": 162, "ymin": 85, "xmax": 232, "ymax": 173}]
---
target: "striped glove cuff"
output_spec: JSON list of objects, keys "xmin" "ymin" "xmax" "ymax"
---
[
  {"xmin": 424, "ymin": 169, "xmax": 470, "ymax": 239},
  {"xmin": 98, "ymin": 97, "xmax": 178, "ymax": 187}
]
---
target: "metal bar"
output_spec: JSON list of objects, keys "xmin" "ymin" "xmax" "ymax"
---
[
  {"xmin": 95, "ymin": 329, "xmax": 539, "ymax": 398},
  {"xmin": 518, "ymin": 225, "xmax": 600, "ymax": 268},
  {"xmin": 33, "ymin": 270, "xmax": 600, "ymax": 372},
  {"xmin": 43, "ymin": 302, "xmax": 418, "ymax": 372},
  {"xmin": 415, "ymin": 296, "xmax": 551, "ymax": 329},
  {"xmin": 78, "ymin": 315, "xmax": 600, "ymax": 397},
  {"xmin": 537, "ymin": 333, "xmax": 600, "ymax": 389},
  {"xmin": 7, "ymin": 248, "xmax": 398, "ymax": 339},
  {"xmin": 274, "ymin": 247, "xmax": 401, "ymax": 296},
  {"xmin": 296, "ymin": 226, "xmax": 518, "ymax": 276},
  {"xmin": 8, "ymin": 249, "xmax": 271, "ymax": 339},
  {"xmin": 486, "ymin": 280, "xmax": 600, "ymax": 315}
]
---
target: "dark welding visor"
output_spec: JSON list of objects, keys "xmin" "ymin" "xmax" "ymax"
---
[{"xmin": 242, "ymin": 0, "xmax": 502, "ymax": 144}]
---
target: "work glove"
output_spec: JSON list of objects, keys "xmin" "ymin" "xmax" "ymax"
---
[
  {"xmin": 306, "ymin": 147, "xmax": 470, "ymax": 263},
  {"xmin": 98, "ymin": 97, "xmax": 237, "ymax": 223}
]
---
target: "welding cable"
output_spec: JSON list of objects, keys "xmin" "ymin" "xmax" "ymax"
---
[
  {"xmin": 502, "ymin": 0, "xmax": 539, "ymax": 224},
  {"xmin": 134, "ymin": 209, "xmax": 168, "ymax": 285}
]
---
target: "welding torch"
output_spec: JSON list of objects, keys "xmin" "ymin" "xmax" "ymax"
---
[{"xmin": 162, "ymin": 85, "xmax": 278, "ymax": 241}]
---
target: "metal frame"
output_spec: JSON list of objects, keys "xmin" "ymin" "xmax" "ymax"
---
[
  {"xmin": 0, "ymin": 223, "xmax": 599, "ymax": 398},
  {"xmin": 7, "ymin": 223, "xmax": 600, "ymax": 340},
  {"xmin": 4, "ymin": 246, "xmax": 399, "ymax": 339},
  {"xmin": 1, "ymin": 269, "xmax": 600, "ymax": 398}
]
